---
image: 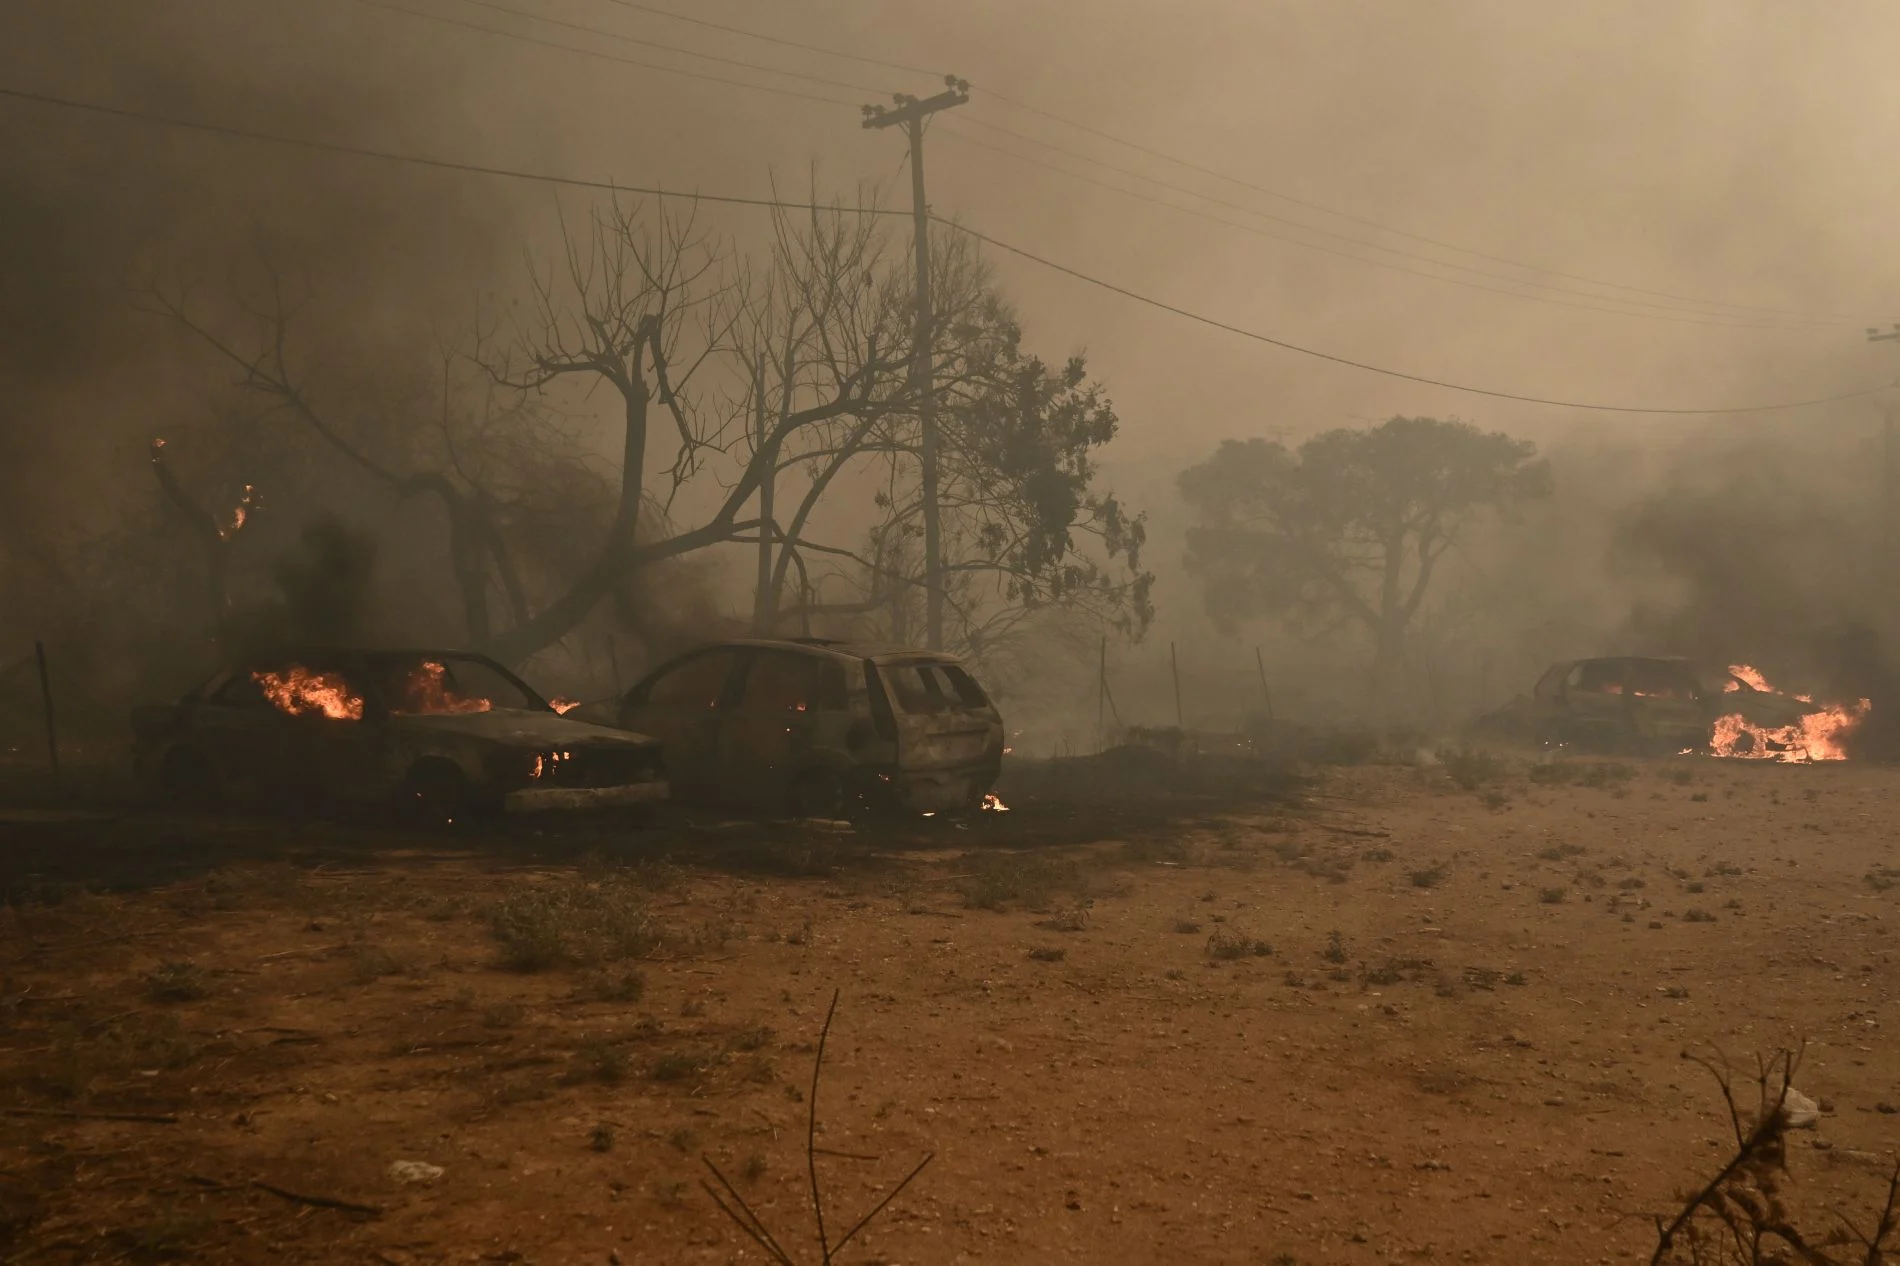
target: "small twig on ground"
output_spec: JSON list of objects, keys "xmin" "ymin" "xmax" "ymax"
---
[
  {"xmin": 700, "ymin": 987, "xmax": 935, "ymax": 1265},
  {"xmin": 251, "ymin": 1180, "xmax": 383, "ymax": 1217},
  {"xmin": 2, "ymin": 1107, "xmax": 179, "ymax": 1124}
]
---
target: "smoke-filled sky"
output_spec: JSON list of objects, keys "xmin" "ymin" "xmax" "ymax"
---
[{"xmin": 8, "ymin": 0, "xmax": 1900, "ymax": 708}]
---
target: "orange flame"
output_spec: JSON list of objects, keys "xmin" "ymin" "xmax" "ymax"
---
[
  {"xmin": 393, "ymin": 660, "xmax": 492, "ymax": 715},
  {"xmin": 253, "ymin": 667, "xmax": 364, "ymax": 721},
  {"xmin": 981, "ymin": 793, "xmax": 1009, "ymax": 812},
  {"xmin": 549, "ymin": 696, "xmax": 581, "ymax": 714},
  {"xmin": 1709, "ymin": 664, "xmax": 1868, "ymax": 761},
  {"xmin": 218, "ymin": 484, "xmax": 259, "ymax": 541}
]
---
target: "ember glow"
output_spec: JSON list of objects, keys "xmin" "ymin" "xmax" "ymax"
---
[
  {"xmin": 395, "ymin": 661, "xmax": 491, "ymax": 715},
  {"xmin": 219, "ymin": 484, "xmax": 259, "ymax": 541},
  {"xmin": 981, "ymin": 793, "xmax": 1009, "ymax": 812},
  {"xmin": 253, "ymin": 667, "xmax": 364, "ymax": 720},
  {"xmin": 1709, "ymin": 664, "xmax": 1869, "ymax": 762},
  {"xmin": 549, "ymin": 696, "xmax": 581, "ymax": 714}
]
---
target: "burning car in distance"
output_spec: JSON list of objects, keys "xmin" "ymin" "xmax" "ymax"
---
[
  {"xmin": 132, "ymin": 648, "xmax": 666, "ymax": 820},
  {"xmin": 1523, "ymin": 656, "xmax": 1868, "ymax": 760},
  {"xmin": 570, "ymin": 637, "xmax": 1006, "ymax": 818}
]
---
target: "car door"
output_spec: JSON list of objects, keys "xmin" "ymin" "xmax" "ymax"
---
[
  {"xmin": 720, "ymin": 649, "xmax": 847, "ymax": 810},
  {"xmin": 618, "ymin": 648, "xmax": 745, "ymax": 801},
  {"xmin": 190, "ymin": 661, "xmax": 308, "ymax": 797},
  {"xmin": 1563, "ymin": 659, "xmax": 1634, "ymax": 738},
  {"xmin": 236, "ymin": 654, "xmax": 376, "ymax": 803},
  {"xmin": 872, "ymin": 658, "xmax": 1002, "ymax": 775}
]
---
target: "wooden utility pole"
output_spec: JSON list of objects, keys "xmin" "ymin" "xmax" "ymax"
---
[
  {"xmin": 1866, "ymin": 325, "xmax": 1900, "ymax": 593},
  {"xmin": 864, "ymin": 75, "xmax": 969, "ymax": 650},
  {"xmin": 1254, "ymin": 646, "xmax": 1275, "ymax": 721},
  {"xmin": 1170, "ymin": 641, "xmax": 1184, "ymax": 731},
  {"xmin": 34, "ymin": 639, "xmax": 59, "ymax": 789}
]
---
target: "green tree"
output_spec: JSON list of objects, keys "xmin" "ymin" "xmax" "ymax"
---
[{"xmin": 1179, "ymin": 416, "xmax": 1550, "ymax": 712}]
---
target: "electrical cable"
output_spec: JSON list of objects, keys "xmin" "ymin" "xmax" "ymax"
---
[{"xmin": 0, "ymin": 81, "xmax": 1883, "ymax": 416}]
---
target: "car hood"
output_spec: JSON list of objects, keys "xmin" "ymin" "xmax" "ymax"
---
[
  {"xmin": 389, "ymin": 709, "xmax": 658, "ymax": 749},
  {"xmin": 1721, "ymin": 691, "xmax": 1819, "ymax": 727}
]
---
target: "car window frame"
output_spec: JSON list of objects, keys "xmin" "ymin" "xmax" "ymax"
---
[{"xmin": 630, "ymin": 647, "xmax": 747, "ymax": 711}]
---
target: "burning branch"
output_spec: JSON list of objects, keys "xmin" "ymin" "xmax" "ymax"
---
[{"xmin": 148, "ymin": 436, "xmax": 260, "ymax": 637}]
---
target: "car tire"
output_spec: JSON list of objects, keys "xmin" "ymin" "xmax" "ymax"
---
[
  {"xmin": 159, "ymin": 746, "xmax": 221, "ymax": 807},
  {"xmin": 787, "ymin": 769, "xmax": 849, "ymax": 820},
  {"xmin": 401, "ymin": 760, "xmax": 469, "ymax": 828}
]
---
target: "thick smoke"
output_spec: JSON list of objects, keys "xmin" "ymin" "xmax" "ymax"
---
[{"xmin": 0, "ymin": 3, "xmax": 525, "ymax": 694}]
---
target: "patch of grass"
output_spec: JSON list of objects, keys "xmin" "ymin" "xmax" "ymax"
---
[
  {"xmin": 143, "ymin": 961, "xmax": 212, "ymax": 1002},
  {"xmin": 1361, "ymin": 956, "xmax": 1432, "ymax": 987},
  {"xmin": 1538, "ymin": 887, "xmax": 1567, "ymax": 904},
  {"xmin": 346, "ymin": 942, "xmax": 414, "ymax": 982},
  {"xmin": 731, "ymin": 1024, "xmax": 774, "ymax": 1052},
  {"xmin": 1683, "ymin": 908, "xmax": 1718, "ymax": 923},
  {"xmin": 482, "ymin": 1001, "xmax": 526, "ymax": 1029},
  {"xmin": 1505, "ymin": 971, "xmax": 1527, "ymax": 986},
  {"xmin": 1172, "ymin": 918, "xmax": 1204, "ymax": 934},
  {"xmin": 1027, "ymin": 946, "xmax": 1067, "ymax": 962},
  {"xmin": 1864, "ymin": 867, "xmax": 1900, "ymax": 893},
  {"xmin": 1578, "ymin": 762, "xmax": 1635, "ymax": 789},
  {"xmin": 650, "ymin": 1052, "xmax": 702, "ymax": 1083},
  {"xmin": 1536, "ymin": 843, "xmax": 1587, "ymax": 861},
  {"xmin": 1205, "ymin": 928, "xmax": 1272, "ymax": 960},
  {"xmin": 742, "ymin": 1152, "xmax": 768, "ymax": 1181},
  {"xmin": 957, "ymin": 852, "xmax": 1084, "ymax": 912},
  {"xmin": 490, "ymin": 874, "xmax": 661, "ymax": 971},
  {"xmin": 1705, "ymin": 861, "xmax": 1744, "ymax": 877},
  {"xmin": 1036, "ymin": 903, "xmax": 1090, "ymax": 932},
  {"xmin": 1528, "ymin": 762, "xmax": 1578, "ymax": 786},
  {"xmin": 1322, "ymin": 931, "xmax": 1347, "ymax": 964},
  {"xmin": 1409, "ymin": 865, "xmax": 1446, "ymax": 889},
  {"xmin": 1443, "ymin": 748, "xmax": 1508, "ymax": 791},
  {"xmin": 566, "ymin": 1038, "xmax": 632, "ymax": 1084},
  {"xmin": 589, "ymin": 1123, "xmax": 615, "ymax": 1152},
  {"xmin": 668, "ymin": 1126, "xmax": 698, "ymax": 1152},
  {"xmin": 1617, "ymin": 876, "xmax": 1647, "ymax": 891},
  {"xmin": 1361, "ymin": 847, "xmax": 1395, "ymax": 863},
  {"xmin": 30, "ymin": 1014, "xmax": 203, "ymax": 1101},
  {"xmin": 1690, "ymin": 791, "xmax": 1709, "ymax": 802},
  {"xmin": 575, "ymin": 969, "xmax": 646, "ymax": 1004}
]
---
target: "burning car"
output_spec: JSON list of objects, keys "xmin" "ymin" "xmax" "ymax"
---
[
  {"xmin": 1527, "ymin": 656, "xmax": 1866, "ymax": 759},
  {"xmin": 133, "ymin": 648, "xmax": 667, "ymax": 818},
  {"xmin": 572, "ymin": 638, "xmax": 1005, "ymax": 816}
]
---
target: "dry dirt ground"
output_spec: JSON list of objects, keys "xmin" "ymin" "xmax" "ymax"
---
[{"xmin": 2, "ymin": 754, "xmax": 1899, "ymax": 1265}]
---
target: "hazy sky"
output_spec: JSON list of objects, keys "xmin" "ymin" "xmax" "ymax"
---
[{"xmin": 10, "ymin": 0, "xmax": 1900, "ymax": 663}]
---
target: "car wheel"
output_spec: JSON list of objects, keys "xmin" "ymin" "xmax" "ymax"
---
[
  {"xmin": 786, "ymin": 769, "xmax": 848, "ymax": 820},
  {"xmin": 401, "ymin": 760, "xmax": 469, "ymax": 828},
  {"xmin": 160, "ymin": 746, "xmax": 221, "ymax": 807}
]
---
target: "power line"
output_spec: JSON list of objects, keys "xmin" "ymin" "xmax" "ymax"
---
[
  {"xmin": 592, "ymin": 0, "xmax": 1877, "ymax": 324},
  {"xmin": 429, "ymin": 0, "xmax": 895, "ymax": 97},
  {"xmin": 363, "ymin": 0, "xmax": 1833, "ymax": 328},
  {"xmin": 935, "ymin": 123, "xmax": 1822, "ymax": 331},
  {"xmin": 346, "ymin": 0, "xmax": 863, "ymax": 107},
  {"xmin": 941, "ymin": 214, "xmax": 1889, "ymax": 414},
  {"xmin": 0, "ymin": 82, "xmax": 1883, "ymax": 417},
  {"xmin": 0, "ymin": 83, "xmax": 906, "ymax": 212},
  {"xmin": 597, "ymin": 0, "xmax": 943, "ymax": 80}
]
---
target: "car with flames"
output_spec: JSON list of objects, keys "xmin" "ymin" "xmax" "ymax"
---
[
  {"xmin": 1527, "ymin": 656, "xmax": 1826, "ymax": 753},
  {"xmin": 570, "ymin": 638, "xmax": 1005, "ymax": 817},
  {"xmin": 132, "ymin": 647, "xmax": 667, "ymax": 819}
]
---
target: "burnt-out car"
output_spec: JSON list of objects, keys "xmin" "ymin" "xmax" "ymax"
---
[
  {"xmin": 133, "ymin": 648, "xmax": 666, "ymax": 818},
  {"xmin": 573, "ymin": 638, "xmax": 1004, "ymax": 816},
  {"xmin": 1529, "ymin": 656, "xmax": 1820, "ymax": 752}
]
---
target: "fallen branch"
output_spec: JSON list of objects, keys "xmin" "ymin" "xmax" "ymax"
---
[
  {"xmin": 2, "ymin": 1106, "xmax": 178, "ymax": 1124},
  {"xmin": 251, "ymin": 1180, "xmax": 383, "ymax": 1217}
]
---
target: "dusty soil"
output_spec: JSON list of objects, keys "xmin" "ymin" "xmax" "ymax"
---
[{"xmin": 2, "ymin": 754, "xmax": 1898, "ymax": 1265}]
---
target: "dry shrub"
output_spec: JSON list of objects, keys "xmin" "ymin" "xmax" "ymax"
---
[{"xmin": 490, "ymin": 874, "xmax": 661, "ymax": 970}]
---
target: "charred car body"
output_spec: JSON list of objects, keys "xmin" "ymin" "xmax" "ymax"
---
[
  {"xmin": 574, "ymin": 638, "xmax": 1004, "ymax": 816},
  {"xmin": 1529, "ymin": 656, "xmax": 1822, "ymax": 753},
  {"xmin": 133, "ymin": 648, "xmax": 666, "ymax": 817}
]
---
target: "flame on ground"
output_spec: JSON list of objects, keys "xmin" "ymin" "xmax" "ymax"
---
[
  {"xmin": 1710, "ymin": 664, "xmax": 1868, "ymax": 762},
  {"xmin": 981, "ymin": 793, "xmax": 1009, "ymax": 812},
  {"xmin": 549, "ymin": 696, "xmax": 581, "ymax": 714},
  {"xmin": 394, "ymin": 661, "xmax": 492, "ymax": 715},
  {"xmin": 253, "ymin": 667, "xmax": 364, "ymax": 721},
  {"xmin": 219, "ymin": 484, "xmax": 259, "ymax": 541}
]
